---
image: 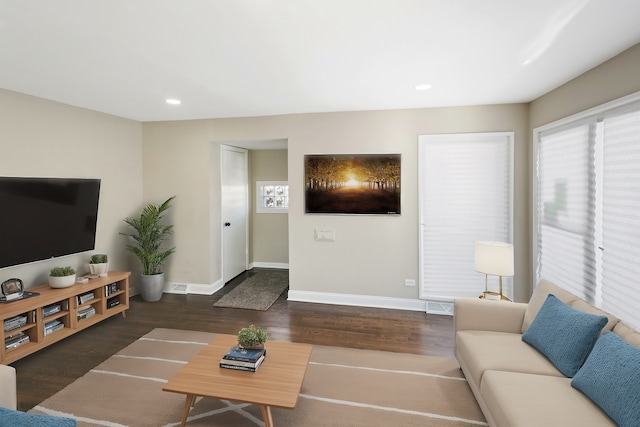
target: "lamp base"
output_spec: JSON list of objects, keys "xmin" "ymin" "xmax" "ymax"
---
[{"xmin": 479, "ymin": 291, "xmax": 511, "ymax": 302}]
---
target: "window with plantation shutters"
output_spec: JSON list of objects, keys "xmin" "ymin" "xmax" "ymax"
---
[
  {"xmin": 536, "ymin": 122, "xmax": 597, "ymax": 302},
  {"xmin": 418, "ymin": 132, "xmax": 514, "ymax": 314},
  {"xmin": 534, "ymin": 93, "xmax": 640, "ymax": 329},
  {"xmin": 599, "ymin": 108, "xmax": 640, "ymax": 325}
]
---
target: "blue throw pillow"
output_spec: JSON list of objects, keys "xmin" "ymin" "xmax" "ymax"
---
[
  {"xmin": 0, "ymin": 407, "xmax": 76, "ymax": 427},
  {"xmin": 572, "ymin": 332, "xmax": 640, "ymax": 427},
  {"xmin": 522, "ymin": 294, "xmax": 607, "ymax": 377}
]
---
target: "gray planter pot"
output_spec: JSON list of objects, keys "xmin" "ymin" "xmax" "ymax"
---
[{"xmin": 140, "ymin": 273, "xmax": 165, "ymax": 302}]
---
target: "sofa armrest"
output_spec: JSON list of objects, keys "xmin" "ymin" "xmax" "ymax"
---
[
  {"xmin": 454, "ymin": 298, "xmax": 526, "ymax": 334},
  {"xmin": 0, "ymin": 364, "xmax": 17, "ymax": 410}
]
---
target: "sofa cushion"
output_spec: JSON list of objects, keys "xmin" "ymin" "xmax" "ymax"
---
[
  {"xmin": 456, "ymin": 330, "xmax": 564, "ymax": 388},
  {"xmin": 522, "ymin": 280, "xmax": 580, "ymax": 332},
  {"xmin": 522, "ymin": 280, "xmax": 619, "ymax": 333},
  {"xmin": 571, "ymin": 332, "xmax": 640, "ymax": 427},
  {"xmin": 481, "ymin": 370, "xmax": 616, "ymax": 427},
  {"xmin": 570, "ymin": 298, "xmax": 619, "ymax": 333},
  {"xmin": 522, "ymin": 294, "xmax": 607, "ymax": 377},
  {"xmin": 0, "ymin": 407, "xmax": 76, "ymax": 426},
  {"xmin": 613, "ymin": 321, "xmax": 640, "ymax": 348}
]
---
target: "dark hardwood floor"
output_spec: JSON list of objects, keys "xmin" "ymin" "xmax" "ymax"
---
[{"xmin": 10, "ymin": 269, "xmax": 454, "ymax": 411}]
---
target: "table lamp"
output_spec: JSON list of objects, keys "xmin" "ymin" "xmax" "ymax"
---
[{"xmin": 475, "ymin": 241, "xmax": 514, "ymax": 301}]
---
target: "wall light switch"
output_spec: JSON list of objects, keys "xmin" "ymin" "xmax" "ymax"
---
[{"xmin": 315, "ymin": 228, "xmax": 335, "ymax": 241}]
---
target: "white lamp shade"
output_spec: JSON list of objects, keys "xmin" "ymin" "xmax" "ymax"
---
[{"xmin": 475, "ymin": 241, "xmax": 514, "ymax": 277}]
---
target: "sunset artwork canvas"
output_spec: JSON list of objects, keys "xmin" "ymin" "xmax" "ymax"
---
[{"xmin": 304, "ymin": 154, "xmax": 401, "ymax": 215}]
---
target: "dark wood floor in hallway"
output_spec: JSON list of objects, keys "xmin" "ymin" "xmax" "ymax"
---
[{"xmin": 10, "ymin": 269, "xmax": 454, "ymax": 411}]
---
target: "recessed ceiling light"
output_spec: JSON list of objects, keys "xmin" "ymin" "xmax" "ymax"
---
[
  {"xmin": 414, "ymin": 84, "xmax": 432, "ymax": 91},
  {"xmin": 166, "ymin": 98, "xmax": 181, "ymax": 105}
]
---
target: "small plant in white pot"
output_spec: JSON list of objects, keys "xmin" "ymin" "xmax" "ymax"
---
[
  {"xmin": 49, "ymin": 266, "xmax": 76, "ymax": 289},
  {"xmin": 89, "ymin": 254, "xmax": 109, "ymax": 277}
]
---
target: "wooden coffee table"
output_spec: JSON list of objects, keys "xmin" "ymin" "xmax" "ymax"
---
[{"xmin": 163, "ymin": 334, "xmax": 313, "ymax": 427}]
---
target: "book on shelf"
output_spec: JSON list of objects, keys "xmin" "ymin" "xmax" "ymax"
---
[
  {"xmin": 106, "ymin": 296, "xmax": 120, "ymax": 308},
  {"xmin": 5, "ymin": 331, "xmax": 29, "ymax": 350},
  {"xmin": 77, "ymin": 306, "xmax": 96, "ymax": 320},
  {"xmin": 3, "ymin": 314, "xmax": 28, "ymax": 332},
  {"xmin": 77, "ymin": 292, "xmax": 95, "ymax": 305},
  {"xmin": 221, "ymin": 346, "xmax": 266, "ymax": 362},
  {"xmin": 220, "ymin": 354, "xmax": 265, "ymax": 372},
  {"xmin": 44, "ymin": 319, "xmax": 64, "ymax": 336},
  {"xmin": 43, "ymin": 303, "xmax": 62, "ymax": 317},
  {"xmin": 105, "ymin": 283, "xmax": 118, "ymax": 296}
]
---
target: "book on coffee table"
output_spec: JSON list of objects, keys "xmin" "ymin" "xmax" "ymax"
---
[
  {"xmin": 220, "ymin": 354, "xmax": 266, "ymax": 372},
  {"xmin": 220, "ymin": 347, "xmax": 267, "ymax": 372},
  {"xmin": 222, "ymin": 347, "xmax": 266, "ymax": 362}
]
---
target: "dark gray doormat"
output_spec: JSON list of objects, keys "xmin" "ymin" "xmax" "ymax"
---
[{"xmin": 213, "ymin": 270, "xmax": 289, "ymax": 311}]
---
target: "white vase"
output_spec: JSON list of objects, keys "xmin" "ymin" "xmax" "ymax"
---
[
  {"xmin": 89, "ymin": 263, "xmax": 109, "ymax": 277},
  {"xmin": 49, "ymin": 274, "xmax": 76, "ymax": 289}
]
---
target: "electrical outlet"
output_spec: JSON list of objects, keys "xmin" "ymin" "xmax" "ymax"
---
[{"xmin": 404, "ymin": 279, "xmax": 416, "ymax": 287}]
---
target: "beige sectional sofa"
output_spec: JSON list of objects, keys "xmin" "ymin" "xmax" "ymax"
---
[
  {"xmin": 455, "ymin": 280, "xmax": 640, "ymax": 427},
  {"xmin": 0, "ymin": 364, "xmax": 17, "ymax": 410}
]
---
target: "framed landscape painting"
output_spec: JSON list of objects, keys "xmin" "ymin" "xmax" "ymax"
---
[{"xmin": 304, "ymin": 154, "xmax": 401, "ymax": 215}]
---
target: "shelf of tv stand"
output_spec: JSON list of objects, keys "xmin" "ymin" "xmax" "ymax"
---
[{"xmin": 0, "ymin": 271, "xmax": 130, "ymax": 365}]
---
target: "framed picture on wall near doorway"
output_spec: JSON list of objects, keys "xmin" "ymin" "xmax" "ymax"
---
[{"xmin": 304, "ymin": 154, "xmax": 401, "ymax": 215}]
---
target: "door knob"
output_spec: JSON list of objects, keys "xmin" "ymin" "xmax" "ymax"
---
[{"xmin": 224, "ymin": 222, "xmax": 231, "ymax": 227}]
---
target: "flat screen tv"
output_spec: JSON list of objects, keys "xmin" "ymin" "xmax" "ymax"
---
[{"xmin": 0, "ymin": 177, "xmax": 101, "ymax": 269}]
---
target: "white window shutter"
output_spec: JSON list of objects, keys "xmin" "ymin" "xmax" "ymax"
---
[
  {"xmin": 600, "ymin": 109, "xmax": 640, "ymax": 327},
  {"xmin": 419, "ymin": 133, "xmax": 513, "ymax": 304},
  {"xmin": 536, "ymin": 123, "xmax": 597, "ymax": 302}
]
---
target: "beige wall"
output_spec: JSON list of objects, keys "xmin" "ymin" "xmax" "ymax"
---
[
  {"xmin": 142, "ymin": 104, "xmax": 531, "ymax": 302},
  {"xmin": 0, "ymin": 89, "xmax": 143, "ymax": 290},
  {"xmin": 530, "ymin": 43, "xmax": 640, "ymax": 128},
  {"xmin": 250, "ymin": 150, "xmax": 289, "ymax": 266}
]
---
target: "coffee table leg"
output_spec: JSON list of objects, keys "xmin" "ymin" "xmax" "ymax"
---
[
  {"xmin": 180, "ymin": 394, "xmax": 197, "ymax": 427},
  {"xmin": 260, "ymin": 405, "xmax": 274, "ymax": 427}
]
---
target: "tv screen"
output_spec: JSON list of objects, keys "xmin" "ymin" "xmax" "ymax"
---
[{"xmin": 0, "ymin": 177, "xmax": 101, "ymax": 269}]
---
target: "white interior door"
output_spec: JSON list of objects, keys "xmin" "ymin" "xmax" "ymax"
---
[{"xmin": 221, "ymin": 145, "xmax": 249, "ymax": 283}]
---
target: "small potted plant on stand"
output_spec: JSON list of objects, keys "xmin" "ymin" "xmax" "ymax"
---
[
  {"xmin": 121, "ymin": 196, "xmax": 176, "ymax": 302},
  {"xmin": 49, "ymin": 267, "xmax": 76, "ymax": 289},
  {"xmin": 237, "ymin": 325, "xmax": 268, "ymax": 349},
  {"xmin": 89, "ymin": 254, "xmax": 109, "ymax": 277}
]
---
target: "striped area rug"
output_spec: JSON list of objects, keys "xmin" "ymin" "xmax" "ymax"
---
[{"xmin": 29, "ymin": 328, "xmax": 486, "ymax": 427}]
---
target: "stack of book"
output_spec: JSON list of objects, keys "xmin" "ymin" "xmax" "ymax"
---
[
  {"xmin": 5, "ymin": 331, "xmax": 29, "ymax": 350},
  {"xmin": 220, "ymin": 347, "xmax": 266, "ymax": 372},
  {"xmin": 44, "ymin": 319, "xmax": 64, "ymax": 336},
  {"xmin": 77, "ymin": 305, "xmax": 96, "ymax": 321}
]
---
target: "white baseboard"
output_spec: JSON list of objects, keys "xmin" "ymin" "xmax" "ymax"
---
[
  {"xmin": 287, "ymin": 290, "xmax": 428, "ymax": 312},
  {"xmin": 250, "ymin": 262, "xmax": 289, "ymax": 270},
  {"xmin": 165, "ymin": 279, "xmax": 224, "ymax": 295}
]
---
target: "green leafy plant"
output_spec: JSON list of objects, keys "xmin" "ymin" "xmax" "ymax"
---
[
  {"xmin": 121, "ymin": 196, "xmax": 176, "ymax": 275},
  {"xmin": 90, "ymin": 254, "xmax": 108, "ymax": 264},
  {"xmin": 237, "ymin": 325, "xmax": 268, "ymax": 348},
  {"xmin": 49, "ymin": 266, "xmax": 76, "ymax": 277}
]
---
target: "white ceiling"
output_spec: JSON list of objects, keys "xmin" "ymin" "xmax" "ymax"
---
[{"xmin": 2, "ymin": 0, "xmax": 640, "ymax": 122}]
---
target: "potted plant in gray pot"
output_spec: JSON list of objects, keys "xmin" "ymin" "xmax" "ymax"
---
[{"xmin": 121, "ymin": 196, "xmax": 176, "ymax": 302}]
